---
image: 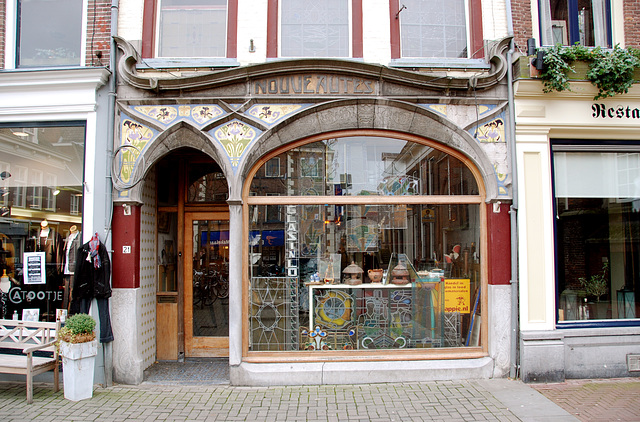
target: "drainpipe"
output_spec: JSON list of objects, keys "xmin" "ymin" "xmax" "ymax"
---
[
  {"xmin": 102, "ymin": 0, "xmax": 119, "ymax": 388},
  {"xmin": 505, "ymin": 0, "xmax": 519, "ymax": 380}
]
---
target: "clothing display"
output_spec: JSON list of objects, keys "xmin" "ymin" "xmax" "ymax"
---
[
  {"xmin": 62, "ymin": 227, "xmax": 82, "ymax": 310},
  {"xmin": 70, "ymin": 233, "xmax": 114, "ymax": 343}
]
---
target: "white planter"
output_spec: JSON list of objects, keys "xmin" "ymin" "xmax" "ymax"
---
[{"xmin": 60, "ymin": 339, "xmax": 98, "ymax": 401}]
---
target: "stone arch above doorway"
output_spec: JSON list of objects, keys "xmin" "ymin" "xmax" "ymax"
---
[{"xmin": 237, "ymin": 99, "xmax": 500, "ymax": 201}]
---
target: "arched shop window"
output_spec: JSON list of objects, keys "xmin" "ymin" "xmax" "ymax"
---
[{"xmin": 246, "ymin": 134, "xmax": 485, "ymax": 353}]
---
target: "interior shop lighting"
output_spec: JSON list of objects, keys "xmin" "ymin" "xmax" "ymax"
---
[
  {"xmin": 11, "ymin": 129, "xmax": 29, "ymax": 137},
  {"xmin": 1, "ymin": 188, "xmax": 8, "ymax": 197},
  {"xmin": 0, "ymin": 206, "xmax": 9, "ymax": 217},
  {"xmin": 0, "ymin": 172, "xmax": 10, "ymax": 180},
  {"xmin": 53, "ymin": 188, "xmax": 60, "ymax": 196}
]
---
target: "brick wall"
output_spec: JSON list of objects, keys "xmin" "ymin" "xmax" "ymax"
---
[
  {"xmin": 624, "ymin": 0, "xmax": 640, "ymax": 48},
  {"xmin": 511, "ymin": 0, "xmax": 533, "ymax": 53},
  {"xmin": 86, "ymin": 0, "xmax": 112, "ymax": 67}
]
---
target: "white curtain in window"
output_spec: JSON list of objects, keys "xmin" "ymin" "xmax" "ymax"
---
[
  {"xmin": 554, "ymin": 152, "xmax": 640, "ymax": 199},
  {"xmin": 539, "ymin": 0, "xmax": 554, "ymax": 46},
  {"xmin": 280, "ymin": 0, "xmax": 350, "ymax": 58},
  {"xmin": 592, "ymin": 0, "xmax": 607, "ymax": 47},
  {"xmin": 400, "ymin": 0, "xmax": 467, "ymax": 58}
]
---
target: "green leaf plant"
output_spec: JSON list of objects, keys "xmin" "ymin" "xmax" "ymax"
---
[{"xmin": 539, "ymin": 44, "xmax": 640, "ymax": 100}]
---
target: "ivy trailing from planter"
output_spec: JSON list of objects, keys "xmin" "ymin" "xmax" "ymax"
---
[{"xmin": 539, "ymin": 44, "xmax": 640, "ymax": 100}]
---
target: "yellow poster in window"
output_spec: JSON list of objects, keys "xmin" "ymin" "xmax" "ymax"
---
[{"xmin": 444, "ymin": 279, "xmax": 471, "ymax": 313}]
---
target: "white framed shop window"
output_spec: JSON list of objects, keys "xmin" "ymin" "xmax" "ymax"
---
[{"xmin": 553, "ymin": 144, "xmax": 640, "ymax": 323}]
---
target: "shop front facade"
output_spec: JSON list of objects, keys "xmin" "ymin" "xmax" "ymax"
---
[
  {"xmin": 515, "ymin": 74, "xmax": 640, "ymax": 382},
  {"xmin": 109, "ymin": 32, "xmax": 516, "ymax": 385},
  {"xmin": 0, "ymin": 0, "xmax": 114, "ymax": 385}
]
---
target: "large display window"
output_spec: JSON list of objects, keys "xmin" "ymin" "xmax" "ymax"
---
[
  {"xmin": 554, "ymin": 144, "xmax": 640, "ymax": 322},
  {"xmin": 245, "ymin": 134, "xmax": 485, "ymax": 354},
  {"xmin": 0, "ymin": 124, "xmax": 85, "ymax": 322}
]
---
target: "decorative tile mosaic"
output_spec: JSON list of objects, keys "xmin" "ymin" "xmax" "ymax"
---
[
  {"xmin": 472, "ymin": 115, "xmax": 506, "ymax": 143},
  {"xmin": 246, "ymin": 104, "xmax": 304, "ymax": 125},
  {"xmin": 209, "ymin": 119, "xmax": 261, "ymax": 171},
  {"xmin": 140, "ymin": 171, "xmax": 157, "ymax": 369},
  {"xmin": 115, "ymin": 115, "xmax": 157, "ymax": 199},
  {"xmin": 131, "ymin": 105, "xmax": 225, "ymax": 127}
]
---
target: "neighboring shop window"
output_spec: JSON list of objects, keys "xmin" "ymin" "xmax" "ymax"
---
[
  {"xmin": 553, "ymin": 145, "xmax": 639, "ymax": 322},
  {"xmin": 280, "ymin": 0, "xmax": 350, "ymax": 58},
  {"xmin": 398, "ymin": 0, "xmax": 468, "ymax": 58},
  {"xmin": 539, "ymin": 0, "xmax": 611, "ymax": 47},
  {"xmin": 247, "ymin": 135, "xmax": 483, "ymax": 353},
  {"xmin": 156, "ymin": 0, "xmax": 229, "ymax": 58},
  {"xmin": 17, "ymin": 0, "xmax": 83, "ymax": 67},
  {"xmin": 0, "ymin": 124, "xmax": 85, "ymax": 322}
]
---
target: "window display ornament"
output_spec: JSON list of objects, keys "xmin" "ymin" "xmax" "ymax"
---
[
  {"xmin": 0, "ymin": 269, "xmax": 10, "ymax": 293},
  {"xmin": 342, "ymin": 261, "xmax": 363, "ymax": 285}
]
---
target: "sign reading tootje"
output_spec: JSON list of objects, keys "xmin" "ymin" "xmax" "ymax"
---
[{"xmin": 444, "ymin": 279, "xmax": 471, "ymax": 313}]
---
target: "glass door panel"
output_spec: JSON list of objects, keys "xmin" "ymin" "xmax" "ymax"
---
[{"xmin": 185, "ymin": 213, "xmax": 229, "ymax": 357}]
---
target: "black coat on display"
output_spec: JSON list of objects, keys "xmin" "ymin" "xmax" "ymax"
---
[{"xmin": 72, "ymin": 240, "xmax": 112, "ymax": 300}]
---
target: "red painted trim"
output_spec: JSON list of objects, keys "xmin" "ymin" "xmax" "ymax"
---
[
  {"xmin": 266, "ymin": 0, "xmax": 278, "ymax": 58},
  {"xmin": 112, "ymin": 204, "xmax": 141, "ymax": 289},
  {"xmin": 389, "ymin": 0, "xmax": 400, "ymax": 59},
  {"xmin": 352, "ymin": 0, "xmax": 363, "ymax": 58},
  {"xmin": 487, "ymin": 202, "xmax": 511, "ymax": 285},
  {"xmin": 227, "ymin": 0, "xmax": 238, "ymax": 58},
  {"xmin": 469, "ymin": 0, "xmax": 484, "ymax": 59},
  {"xmin": 141, "ymin": 0, "xmax": 157, "ymax": 58}
]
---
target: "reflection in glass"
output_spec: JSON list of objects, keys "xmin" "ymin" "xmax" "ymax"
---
[
  {"xmin": 0, "ymin": 125, "xmax": 85, "ymax": 321},
  {"xmin": 248, "ymin": 203, "xmax": 481, "ymax": 351},
  {"xmin": 250, "ymin": 136, "xmax": 478, "ymax": 196},
  {"xmin": 192, "ymin": 220, "xmax": 229, "ymax": 337},
  {"xmin": 555, "ymin": 151, "xmax": 640, "ymax": 321}
]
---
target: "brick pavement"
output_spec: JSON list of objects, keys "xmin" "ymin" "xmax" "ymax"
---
[
  {"xmin": 0, "ymin": 379, "xmax": 557, "ymax": 422},
  {"xmin": 532, "ymin": 378, "xmax": 640, "ymax": 422}
]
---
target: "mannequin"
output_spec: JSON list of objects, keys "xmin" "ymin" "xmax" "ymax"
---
[{"xmin": 62, "ymin": 225, "xmax": 82, "ymax": 309}]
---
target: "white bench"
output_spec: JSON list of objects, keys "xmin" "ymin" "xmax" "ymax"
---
[{"xmin": 0, "ymin": 319, "xmax": 60, "ymax": 403}]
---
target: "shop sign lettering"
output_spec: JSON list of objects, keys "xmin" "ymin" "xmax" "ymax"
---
[
  {"xmin": 592, "ymin": 103, "xmax": 640, "ymax": 119},
  {"xmin": 285, "ymin": 205, "xmax": 299, "ymax": 277},
  {"xmin": 254, "ymin": 75, "xmax": 375, "ymax": 95},
  {"xmin": 444, "ymin": 279, "xmax": 471, "ymax": 314},
  {"xmin": 7, "ymin": 286, "xmax": 63, "ymax": 304}
]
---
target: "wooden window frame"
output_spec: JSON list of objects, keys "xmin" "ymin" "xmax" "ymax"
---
[
  {"xmin": 141, "ymin": 0, "xmax": 238, "ymax": 59},
  {"xmin": 267, "ymin": 0, "xmax": 363, "ymax": 59},
  {"xmin": 241, "ymin": 129, "xmax": 489, "ymax": 362},
  {"xmin": 389, "ymin": 0, "xmax": 484, "ymax": 60}
]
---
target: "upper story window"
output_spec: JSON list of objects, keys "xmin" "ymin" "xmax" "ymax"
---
[
  {"xmin": 157, "ymin": 0, "xmax": 227, "ymax": 57},
  {"xmin": 539, "ymin": 0, "xmax": 611, "ymax": 47},
  {"xmin": 280, "ymin": 0, "xmax": 350, "ymax": 58},
  {"xmin": 142, "ymin": 0, "xmax": 238, "ymax": 60},
  {"xmin": 267, "ymin": 0, "xmax": 363, "ymax": 59},
  {"xmin": 399, "ymin": 0, "xmax": 468, "ymax": 58},
  {"xmin": 17, "ymin": 0, "xmax": 83, "ymax": 68},
  {"xmin": 389, "ymin": 0, "xmax": 483, "ymax": 62}
]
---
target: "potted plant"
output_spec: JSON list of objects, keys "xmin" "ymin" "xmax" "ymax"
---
[
  {"xmin": 579, "ymin": 262, "xmax": 609, "ymax": 319},
  {"xmin": 58, "ymin": 313, "xmax": 98, "ymax": 401}
]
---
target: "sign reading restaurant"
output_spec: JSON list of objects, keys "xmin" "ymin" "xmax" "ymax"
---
[
  {"xmin": 592, "ymin": 103, "xmax": 640, "ymax": 119},
  {"xmin": 253, "ymin": 74, "xmax": 376, "ymax": 95}
]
